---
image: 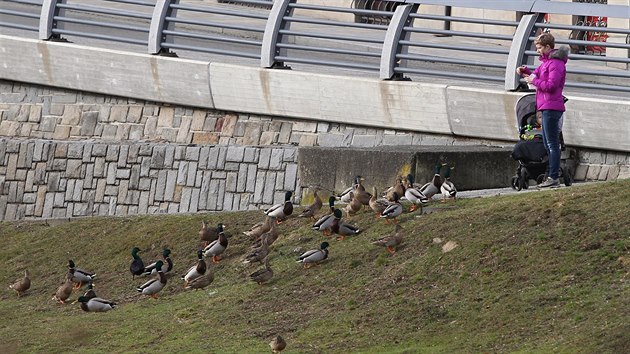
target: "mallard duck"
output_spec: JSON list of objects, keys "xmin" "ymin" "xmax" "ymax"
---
[
  {"xmin": 369, "ymin": 186, "xmax": 390, "ymax": 218},
  {"xmin": 9, "ymin": 269, "xmax": 31, "ymax": 297},
  {"xmin": 181, "ymin": 249, "xmax": 207, "ymax": 287},
  {"xmin": 297, "ymin": 187, "xmax": 322, "ymax": 220},
  {"xmin": 353, "ymin": 177, "xmax": 372, "ymax": 207},
  {"xmin": 142, "ymin": 248, "xmax": 173, "ymax": 276},
  {"xmin": 68, "ymin": 260, "xmax": 96, "ymax": 289},
  {"xmin": 184, "ymin": 266, "xmax": 214, "ymax": 290},
  {"xmin": 77, "ymin": 296, "xmax": 116, "ymax": 312},
  {"xmin": 372, "ymin": 224, "xmax": 404, "ymax": 254},
  {"xmin": 269, "ymin": 335, "xmax": 287, "ymax": 353},
  {"xmin": 343, "ymin": 192, "xmax": 362, "ymax": 217},
  {"xmin": 440, "ymin": 166, "xmax": 457, "ymax": 201},
  {"xmin": 312, "ymin": 196, "xmax": 336, "ymax": 236},
  {"xmin": 129, "ymin": 247, "xmax": 145, "ymax": 279},
  {"xmin": 264, "ymin": 191, "xmax": 293, "ymax": 223},
  {"xmin": 53, "ymin": 274, "xmax": 74, "ymax": 304},
  {"xmin": 199, "ymin": 220, "xmax": 219, "ymax": 247},
  {"xmin": 249, "ymin": 257, "xmax": 273, "ymax": 285},
  {"xmin": 72, "ymin": 281, "xmax": 97, "ymax": 304},
  {"xmin": 203, "ymin": 224, "xmax": 228, "ymax": 263},
  {"xmin": 338, "ymin": 176, "xmax": 362, "ymax": 204},
  {"xmin": 404, "ymin": 174, "xmax": 428, "ymax": 212},
  {"xmin": 244, "ymin": 216, "xmax": 275, "ymax": 240},
  {"xmin": 137, "ymin": 260, "xmax": 167, "ymax": 299},
  {"xmin": 252, "ymin": 221, "xmax": 278, "ymax": 249},
  {"xmin": 380, "ymin": 192, "xmax": 403, "ymax": 223},
  {"xmin": 296, "ymin": 242, "xmax": 329, "ymax": 269},
  {"xmin": 385, "ymin": 176, "xmax": 406, "ymax": 202},
  {"xmin": 419, "ymin": 163, "xmax": 444, "ymax": 199},
  {"xmin": 331, "ymin": 208, "xmax": 360, "ymax": 241},
  {"xmin": 243, "ymin": 235, "xmax": 270, "ymax": 265}
]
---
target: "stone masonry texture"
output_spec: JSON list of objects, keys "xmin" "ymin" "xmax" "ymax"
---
[{"xmin": 1, "ymin": 80, "xmax": 629, "ymax": 220}]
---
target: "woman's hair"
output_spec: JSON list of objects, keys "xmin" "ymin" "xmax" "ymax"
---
[{"xmin": 535, "ymin": 33, "xmax": 555, "ymax": 49}]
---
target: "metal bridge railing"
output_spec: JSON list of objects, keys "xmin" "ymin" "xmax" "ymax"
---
[{"xmin": 1, "ymin": 0, "xmax": 629, "ymax": 95}]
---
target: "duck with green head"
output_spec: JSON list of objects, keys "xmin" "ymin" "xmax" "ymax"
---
[
  {"xmin": 142, "ymin": 248, "xmax": 173, "ymax": 276},
  {"xmin": 440, "ymin": 166, "xmax": 457, "ymax": 201},
  {"xmin": 137, "ymin": 260, "xmax": 167, "ymax": 299},
  {"xmin": 129, "ymin": 247, "xmax": 145, "ymax": 279},
  {"xmin": 312, "ymin": 196, "xmax": 336, "ymax": 236},
  {"xmin": 296, "ymin": 242, "xmax": 330, "ymax": 269},
  {"xmin": 419, "ymin": 162, "xmax": 444, "ymax": 199},
  {"xmin": 184, "ymin": 263, "xmax": 214, "ymax": 290},
  {"xmin": 330, "ymin": 208, "xmax": 360, "ymax": 241},
  {"xmin": 182, "ymin": 249, "xmax": 207, "ymax": 287},
  {"xmin": 264, "ymin": 191, "xmax": 293, "ymax": 224},
  {"xmin": 404, "ymin": 174, "xmax": 428, "ymax": 212},
  {"xmin": 77, "ymin": 296, "xmax": 116, "ymax": 312},
  {"xmin": 380, "ymin": 192, "xmax": 403, "ymax": 224},
  {"xmin": 68, "ymin": 260, "xmax": 96, "ymax": 290}
]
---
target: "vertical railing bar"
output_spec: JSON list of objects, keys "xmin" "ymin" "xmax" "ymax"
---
[
  {"xmin": 504, "ymin": 13, "xmax": 544, "ymax": 91},
  {"xmin": 39, "ymin": 0, "xmax": 63, "ymax": 40},
  {"xmin": 261, "ymin": 0, "xmax": 294, "ymax": 68},
  {"xmin": 380, "ymin": 4, "xmax": 414, "ymax": 80},
  {"xmin": 148, "ymin": 0, "xmax": 177, "ymax": 54}
]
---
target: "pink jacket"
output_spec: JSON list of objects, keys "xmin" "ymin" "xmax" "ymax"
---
[{"xmin": 522, "ymin": 46, "xmax": 568, "ymax": 112}]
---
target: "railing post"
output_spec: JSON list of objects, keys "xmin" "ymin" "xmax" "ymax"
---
[
  {"xmin": 148, "ymin": 0, "xmax": 178, "ymax": 55},
  {"xmin": 380, "ymin": 4, "xmax": 415, "ymax": 80},
  {"xmin": 261, "ymin": 0, "xmax": 294, "ymax": 68},
  {"xmin": 39, "ymin": 0, "xmax": 64, "ymax": 40},
  {"xmin": 505, "ymin": 13, "xmax": 545, "ymax": 91}
]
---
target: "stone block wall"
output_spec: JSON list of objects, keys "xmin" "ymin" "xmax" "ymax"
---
[
  {"xmin": 1, "ymin": 80, "xmax": 629, "ymax": 221},
  {"xmin": 0, "ymin": 138, "xmax": 299, "ymax": 220}
]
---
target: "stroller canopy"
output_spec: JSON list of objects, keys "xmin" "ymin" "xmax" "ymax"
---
[{"xmin": 515, "ymin": 93, "xmax": 537, "ymax": 128}]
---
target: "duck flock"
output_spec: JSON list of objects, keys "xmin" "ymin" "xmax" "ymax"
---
[{"xmin": 8, "ymin": 163, "xmax": 457, "ymax": 351}]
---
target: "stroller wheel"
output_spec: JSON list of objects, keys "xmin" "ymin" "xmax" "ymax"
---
[
  {"xmin": 562, "ymin": 167, "xmax": 573, "ymax": 187},
  {"xmin": 536, "ymin": 174, "xmax": 546, "ymax": 185}
]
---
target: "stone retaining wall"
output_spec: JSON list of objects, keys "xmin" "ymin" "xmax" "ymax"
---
[{"xmin": 1, "ymin": 80, "xmax": 629, "ymax": 221}]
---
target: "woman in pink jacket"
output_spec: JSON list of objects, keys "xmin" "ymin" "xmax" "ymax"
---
[{"xmin": 517, "ymin": 33, "xmax": 569, "ymax": 188}]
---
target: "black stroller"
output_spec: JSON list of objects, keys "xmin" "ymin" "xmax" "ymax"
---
[{"xmin": 510, "ymin": 94, "xmax": 574, "ymax": 190}]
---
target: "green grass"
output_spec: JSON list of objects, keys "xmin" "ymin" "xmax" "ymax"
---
[{"xmin": 1, "ymin": 180, "xmax": 629, "ymax": 353}]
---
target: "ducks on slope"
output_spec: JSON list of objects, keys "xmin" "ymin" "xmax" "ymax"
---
[{"xmin": 265, "ymin": 191, "xmax": 294, "ymax": 223}]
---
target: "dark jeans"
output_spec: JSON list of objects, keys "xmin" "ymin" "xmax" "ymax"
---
[{"xmin": 541, "ymin": 110, "xmax": 563, "ymax": 179}]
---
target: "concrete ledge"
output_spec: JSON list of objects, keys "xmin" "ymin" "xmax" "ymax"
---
[
  {"xmin": 0, "ymin": 35, "xmax": 214, "ymax": 108},
  {"xmin": 298, "ymin": 145, "xmax": 516, "ymax": 192},
  {"xmin": 209, "ymin": 63, "xmax": 453, "ymax": 135}
]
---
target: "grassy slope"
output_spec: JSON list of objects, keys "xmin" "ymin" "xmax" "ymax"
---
[{"xmin": 1, "ymin": 180, "xmax": 629, "ymax": 353}]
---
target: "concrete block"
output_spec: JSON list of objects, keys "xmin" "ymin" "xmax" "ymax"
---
[
  {"xmin": 237, "ymin": 164, "xmax": 248, "ymax": 192},
  {"xmin": 607, "ymin": 165, "xmax": 621, "ymax": 181},
  {"xmin": 259, "ymin": 131, "xmax": 279, "ymax": 145},
  {"xmin": 299, "ymin": 134, "xmax": 318, "ymax": 147},
  {"xmin": 317, "ymin": 133, "xmax": 346, "ymax": 147},
  {"xmin": 352, "ymin": 135, "xmax": 378, "ymax": 148},
  {"xmin": 53, "ymin": 125, "xmax": 71, "ymax": 139},
  {"xmin": 586, "ymin": 165, "xmax": 601, "ymax": 181},
  {"xmin": 573, "ymin": 164, "xmax": 588, "ymax": 181},
  {"xmin": 101, "ymin": 125, "xmax": 117, "ymax": 139},
  {"xmin": 226, "ymin": 146, "xmax": 246, "ymax": 163},
  {"xmin": 158, "ymin": 107, "xmax": 174, "ymax": 127},
  {"xmin": 66, "ymin": 159, "xmax": 83, "ymax": 178},
  {"xmin": 618, "ymin": 166, "xmax": 630, "ymax": 180},
  {"xmin": 165, "ymin": 170, "xmax": 178, "ymax": 201},
  {"xmin": 383, "ymin": 134, "xmax": 413, "ymax": 146},
  {"xmin": 269, "ymin": 149, "xmax": 283, "ymax": 170},
  {"xmin": 176, "ymin": 116, "xmax": 193, "ymax": 143},
  {"xmin": 93, "ymin": 157, "xmax": 106, "ymax": 177},
  {"xmin": 61, "ymin": 105, "xmax": 81, "ymax": 125},
  {"xmin": 244, "ymin": 148, "xmax": 258, "ymax": 163},
  {"xmin": 177, "ymin": 162, "xmax": 188, "ymax": 185},
  {"xmin": 106, "ymin": 163, "xmax": 117, "ymax": 185},
  {"xmin": 219, "ymin": 113, "xmax": 238, "ymax": 136},
  {"xmin": 598, "ymin": 165, "xmax": 611, "ymax": 181},
  {"xmin": 216, "ymin": 147, "xmax": 227, "ymax": 169},
  {"xmin": 185, "ymin": 146, "xmax": 200, "ymax": 161},
  {"xmin": 226, "ymin": 172, "xmax": 237, "ymax": 192},
  {"xmin": 263, "ymin": 172, "xmax": 276, "ymax": 204},
  {"xmin": 28, "ymin": 105, "xmax": 42, "ymax": 122},
  {"xmin": 110, "ymin": 105, "xmax": 129, "ymax": 122},
  {"xmin": 284, "ymin": 163, "xmax": 298, "ymax": 191},
  {"xmin": 187, "ymin": 162, "xmax": 198, "ymax": 186}
]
